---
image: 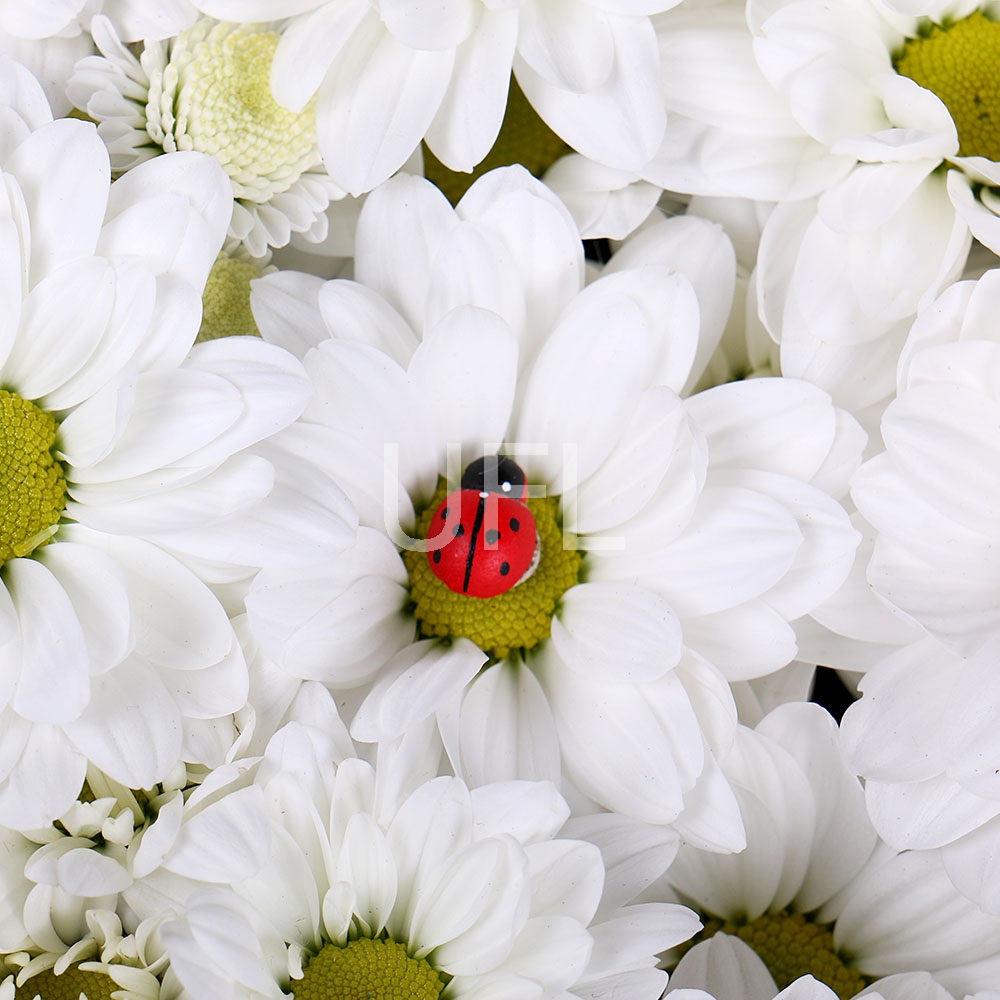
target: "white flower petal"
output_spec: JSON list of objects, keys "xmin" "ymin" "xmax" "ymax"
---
[
  {"xmin": 316, "ymin": 19, "xmax": 455, "ymax": 194},
  {"xmin": 654, "ymin": 486, "xmax": 802, "ymax": 618},
  {"xmin": 6, "ymin": 119, "xmax": 109, "ymax": 282},
  {"xmin": 451, "ymin": 660, "xmax": 562, "ymax": 787},
  {"xmin": 513, "ymin": 280, "xmax": 649, "ymax": 489},
  {"xmin": 252, "ymin": 270, "xmax": 330, "ymax": 361},
  {"xmin": 408, "ymin": 305, "xmax": 518, "ymax": 456},
  {"xmin": 96, "ymin": 151, "xmax": 231, "ymax": 291},
  {"xmin": 37, "ymin": 541, "xmax": 133, "ymax": 675},
  {"xmin": 424, "ymin": 9, "xmax": 518, "ymax": 171},
  {"xmin": 270, "ymin": 0, "xmax": 368, "ymax": 113},
  {"xmin": 456, "ymin": 167, "xmax": 584, "ymax": 346},
  {"xmin": 337, "ymin": 813, "xmax": 398, "ymax": 937},
  {"xmin": 551, "ymin": 581, "xmax": 682, "ymax": 683},
  {"xmin": 6, "ymin": 557, "xmax": 89, "ymax": 725},
  {"xmin": 517, "ymin": 0, "xmax": 615, "ymax": 92},
  {"xmin": 350, "ymin": 638, "xmax": 486, "ymax": 743},
  {"xmin": 375, "ymin": 0, "xmax": 479, "ymax": 50},
  {"xmin": 99, "ymin": 536, "xmax": 235, "ymax": 671},
  {"xmin": 514, "ymin": 15, "xmax": 665, "ymax": 171},
  {"xmin": 567, "ymin": 388, "xmax": 691, "ymax": 535},
  {"xmin": 316, "ymin": 279, "xmax": 420, "ymax": 367},
  {"xmin": 0, "ymin": 720, "xmax": 86, "ymax": 829},
  {"xmin": 413, "ymin": 836, "xmax": 529, "ymax": 975},
  {"xmin": 62, "ymin": 659, "xmax": 181, "ymax": 790},
  {"xmin": 538, "ymin": 651, "xmax": 689, "ymax": 823},
  {"xmin": 353, "ymin": 172, "xmax": 458, "ymax": 334}
]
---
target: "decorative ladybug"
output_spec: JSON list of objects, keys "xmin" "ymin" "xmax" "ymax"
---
[{"xmin": 427, "ymin": 455, "xmax": 539, "ymax": 599}]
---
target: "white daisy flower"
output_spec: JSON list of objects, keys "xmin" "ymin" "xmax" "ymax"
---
[
  {"xmin": 646, "ymin": 0, "xmax": 1000, "ymax": 423},
  {"xmin": 650, "ymin": 703, "xmax": 1000, "ymax": 997},
  {"xmin": 160, "ymin": 716, "xmax": 696, "ymax": 1000},
  {"xmin": 0, "ymin": 909, "xmax": 181, "ymax": 1000},
  {"xmin": 850, "ymin": 268, "xmax": 1000, "ymax": 653},
  {"xmin": 0, "ymin": 0, "xmax": 198, "ymax": 116},
  {"xmin": 841, "ymin": 634, "xmax": 1000, "ymax": 916},
  {"xmin": 189, "ymin": 0, "xmax": 675, "ymax": 196},
  {"xmin": 245, "ymin": 165, "xmax": 862, "ymax": 847},
  {"xmin": 68, "ymin": 16, "xmax": 348, "ymax": 257},
  {"xmin": 0, "ymin": 60, "xmax": 314, "ymax": 828},
  {"xmin": 0, "ymin": 0, "xmax": 196, "ymax": 43},
  {"xmin": 666, "ymin": 934, "xmax": 992, "ymax": 1000}
]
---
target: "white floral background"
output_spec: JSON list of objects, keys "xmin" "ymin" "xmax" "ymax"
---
[{"xmin": 0, "ymin": 2, "xmax": 998, "ymax": 1000}]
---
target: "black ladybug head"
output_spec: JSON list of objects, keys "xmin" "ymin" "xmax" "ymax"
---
[{"xmin": 461, "ymin": 454, "xmax": 528, "ymax": 500}]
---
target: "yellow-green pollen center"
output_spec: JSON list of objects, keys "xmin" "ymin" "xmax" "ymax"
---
[
  {"xmin": 0, "ymin": 390, "xmax": 66, "ymax": 564},
  {"xmin": 166, "ymin": 23, "xmax": 319, "ymax": 199},
  {"xmin": 699, "ymin": 912, "xmax": 869, "ymax": 1000},
  {"xmin": 15, "ymin": 966, "xmax": 117, "ymax": 1000},
  {"xmin": 423, "ymin": 75, "xmax": 571, "ymax": 205},
  {"xmin": 404, "ymin": 483, "xmax": 581, "ymax": 660},
  {"xmin": 197, "ymin": 251, "xmax": 268, "ymax": 342},
  {"xmin": 293, "ymin": 938, "xmax": 445, "ymax": 1000},
  {"xmin": 894, "ymin": 11, "xmax": 1000, "ymax": 161}
]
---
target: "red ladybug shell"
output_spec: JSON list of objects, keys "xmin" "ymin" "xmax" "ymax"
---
[{"xmin": 427, "ymin": 488, "xmax": 537, "ymax": 598}]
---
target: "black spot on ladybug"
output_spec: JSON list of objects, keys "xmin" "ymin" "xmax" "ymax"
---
[
  {"xmin": 499, "ymin": 562, "xmax": 510, "ymax": 576},
  {"xmin": 485, "ymin": 529, "xmax": 500, "ymax": 545},
  {"xmin": 509, "ymin": 517, "xmax": 520, "ymax": 532},
  {"xmin": 453, "ymin": 524, "xmax": 465, "ymax": 537},
  {"xmin": 433, "ymin": 550, "xmax": 442, "ymax": 564},
  {"xmin": 441, "ymin": 507, "xmax": 449, "ymax": 519}
]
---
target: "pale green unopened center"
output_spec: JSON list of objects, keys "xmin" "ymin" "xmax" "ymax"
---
[
  {"xmin": 699, "ymin": 912, "xmax": 868, "ymax": 1000},
  {"xmin": 895, "ymin": 11, "xmax": 1000, "ymax": 161},
  {"xmin": 16, "ymin": 966, "xmax": 117, "ymax": 1000},
  {"xmin": 405, "ymin": 483, "xmax": 581, "ymax": 659},
  {"xmin": 197, "ymin": 251, "xmax": 265, "ymax": 342},
  {"xmin": 174, "ymin": 24, "xmax": 317, "ymax": 198},
  {"xmin": 293, "ymin": 938, "xmax": 445, "ymax": 1000},
  {"xmin": 0, "ymin": 390, "xmax": 66, "ymax": 563}
]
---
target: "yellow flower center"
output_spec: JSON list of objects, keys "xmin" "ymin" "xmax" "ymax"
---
[
  {"xmin": 699, "ymin": 912, "xmax": 868, "ymax": 1000},
  {"xmin": 151, "ymin": 21, "xmax": 320, "ymax": 200},
  {"xmin": 423, "ymin": 75, "xmax": 571, "ymax": 204},
  {"xmin": 197, "ymin": 251, "xmax": 268, "ymax": 342},
  {"xmin": 404, "ymin": 483, "xmax": 581, "ymax": 660},
  {"xmin": 293, "ymin": 938, "xmax": 445, "ymax": 1000},
  {"xmin": 0, "ymin": 390, "xmax": 66, "ymax": 564},
  {"xmin": 15, "ymin": 966, "xmax": 117, "ymax": 1000},
  {"xmin": 894, "ymin": 11, "xmax": 1000, "ymax": 161}
]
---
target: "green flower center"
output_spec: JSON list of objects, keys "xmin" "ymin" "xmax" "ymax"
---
[
  {"xmin": 423, "ymin": 75, "xmax": 571, "ymax": 204},
  {"xmin": 404, "ymin": 482, "xmax": 581, "ymax": 660},
  {"xmin": 197, "ymin": 251, "xmax": 268, "ymax": 342},
  {"xmin": 700, "ymin": 912, "xmax": 869, "ymax": 1000},
  {"xmin": 894, "ymin": 11, "xmax": 1000, "ymax": 161},
  {"xmin": 0, "ymin": 390, "xmax": 66, "ymax": 564},
  {"xmin": 293, "ymin": 938, "xmax": 445, "ymax": 1000},
  {"xmin": 15, "ymin": 966, "xmax": 117, "ymax": 1000},
  {"xmin": 152, "ymin": 21, "xmax": 319, "ymax": 200}
]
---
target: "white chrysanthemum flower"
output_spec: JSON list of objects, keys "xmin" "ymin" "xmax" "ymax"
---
[
  {"xmin": 0, "ymin": 910, "xmax": 183, "ymax": 1000},
  {"xmin": 68, "ymin": 16, "xmax": 347, "ymax": 257},
  {"xmin": 0, "ymin": 0, "xmax": 197, "ymax": 115},
  {"xmin": 160, "ymin": 718, "xmax": 696, "ymax": 1000},
  {"xmin": 0, "ymin": 824, "xmax": 181, "ymax": 1000},
  {"xmin": 245, "ymin": 166, "xmax": 862, "ymax": 847},
  {"xmin": 841, "ymin": 634, "xmax": 1000, "ymax": 916},
  {"xmin": 0, "ymin": 0, "xmax": 196, "ymax": 43},
  {"xmin": 188, "ymin": 0, "xmax": 675, "ymax": 196},
  {"xmin": 844, "ymin": 268, "xmax": 1000, "ymax": 654},
  {"xmin": 645, "ymin": 0, "xmax": 1000, "ymax": 422},
  {"xmin": 666, "ymin": 934, "xmax": 993, "ymax": 1000},
  {"xmin": 0, "ymin": 59, "xmax": 315, "ymax": 829},
  {"xmin": 649, "ymin": 703, "xmax": 1000, "ymax": 997}
]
